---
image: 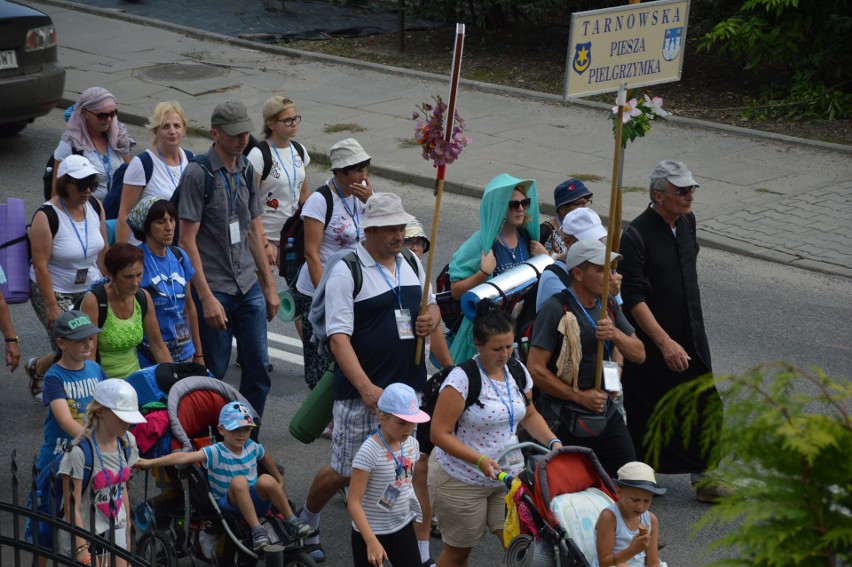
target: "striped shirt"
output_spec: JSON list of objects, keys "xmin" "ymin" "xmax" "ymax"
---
[
  {"xmin": 351, "ymin": 435, "xmax": 422, "ymax": 535},
  {"xmin": 202, "ymin": 440, "xmax": 265, "ymax": 499}
]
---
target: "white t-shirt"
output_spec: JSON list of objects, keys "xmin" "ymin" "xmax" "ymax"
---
[
  {"xmin": 351, "ymin": 434, "xmax": 422, "ymax": 535},
  {"xmin": 55, "ymin": 141, "xmax": 125, "ymax": 201},
  {"xmin": 295, "ymin": 182, "xmax": 364, "ymax": 296},
  {"xmin": 434, "ymin": 360, "xmax": 532, "ymax": 487},
  {"xmin": 246, "ymin": 140, "xmax": 311, "ymax": 241},
  {"xmin": 123, "ymin": 148, "xmax": 191, "ymax": 244}
]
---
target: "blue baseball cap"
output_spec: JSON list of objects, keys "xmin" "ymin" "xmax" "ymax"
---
[
  {"xmin": 219, "ymin": 402, "xmax": 257, "ymax": 431},
  {"xmin": 554, "ymin": 178, "xmax": 592, "ymax": 209},
  {"xmin": 378, "ymin": 383, "xmax": 430, "ymax": 424}
]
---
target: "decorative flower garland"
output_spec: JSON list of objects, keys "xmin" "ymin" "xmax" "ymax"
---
[
  {"xmin": 412, "ymin": 95, "xmax": 470, "ymax": 167},
  {"xmin": 611, "ymin": 93, "xmax": 670, "ymax": 147}
]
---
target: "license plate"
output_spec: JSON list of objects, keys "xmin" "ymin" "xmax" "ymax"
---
[{"xmin": 0, "ymin": 50, "xmax": 18, "ymax": 70}]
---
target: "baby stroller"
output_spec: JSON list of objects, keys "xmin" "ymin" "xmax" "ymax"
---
[
  {"xmin": 132, "ymin": 376, "xmax": 317, "ymax": 566},
  {"xmin": 499, "ymin": 444, "xmax": 618, "ymax": 567}
]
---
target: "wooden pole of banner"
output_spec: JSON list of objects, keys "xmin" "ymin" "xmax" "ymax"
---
[
  {"xmin": 414, "ymin": 24, "xmax": 465, "ymax": 365},
  {"xmin": 594, "ymin": 82, "xmax": 627, "ymax": 391}
]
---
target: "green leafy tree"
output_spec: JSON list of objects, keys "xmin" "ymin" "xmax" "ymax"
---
[
  {"xmin": 644, "ymin": 363, "xmax": 852, "ymax": 566},
  {"xmin": 697, "ymin": 0, "xmax": 852, "ymax": 120}
]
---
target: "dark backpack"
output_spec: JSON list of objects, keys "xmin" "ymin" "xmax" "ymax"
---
[
  {"xmin": 434, "ymin": 263, "xmax": 463, "ymax": 334},
  {"xmin": 278, "ymin": 184, "xmax": 333, "ymax": 286},
  {"xmin": 26, "ymin": 436, "xmax": 131, "ymax": 550},
  {"xmin": 243, "ymin": 135, "xmax": 305, "ymax": 182},
  {"xmin": 43, "ymin": 148, "xmax": 83, "ymax": 201},
  {"xmin": 513, "ymin": 263, "xmax": 573, "ymax": 363},
  {"xmin": 103, "ymin": 150, "xmax": 196, "ymax": 220},
  {"xmin": 417, "ymin": 357, "xmax": 529, "ymax": 454}
]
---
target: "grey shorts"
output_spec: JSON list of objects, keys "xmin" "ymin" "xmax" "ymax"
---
[
  {"xmin": 29, "ymin": 280, "xmax": 85, "ymax": 350},
  {"xmin": 330, "ymin": 398, "xmax": 378, "ymax": 476}
]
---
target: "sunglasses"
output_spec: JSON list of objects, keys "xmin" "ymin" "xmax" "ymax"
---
[
  {"xmin": 665, "ymin": 186, "xmax": 697, "ymax": 197},
  {"xmin": 73, "ymin": 179, "xmax": 98, "ymax": 191},
  {"xmin": 508, "ymin": 198, "xmax": 532, "ymax": 210},
  {"xmin": 84, "ymin": 108, "xmax": 117, "ymax": 121},
  {"xmin": 275, "ymin": 115, "xmax": 302, "ymax": 126}
]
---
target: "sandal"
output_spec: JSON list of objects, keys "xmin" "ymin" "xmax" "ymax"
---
[{"xmin": 25, "ymin": 357, "xmax": 44, "ymax": 404}]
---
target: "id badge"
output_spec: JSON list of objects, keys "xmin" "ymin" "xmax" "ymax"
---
[
  {"xmin": 603, "ymin": 361, "xmax": 621, "ymax": 392},
  {"xmin": 173, "ymin": 319, "xmax": 191, "ymax": 346},
  {"xmin": 377, "ymin": 484, "xmax": 401, "ymax": 512},
  {"xmin": 228, "ymin": 216, "xmax": 241, "ymax": 244},
  {"xmin": 74, "ymin": 268, "xmax": 89, "ymax": 285},
  {"xmin": 395, "ymin": 308, "xmax": 414, "ymax": 340}
]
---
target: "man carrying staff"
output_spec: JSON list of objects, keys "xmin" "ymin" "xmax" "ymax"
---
[
  {"xmin": 618, "ymin": 160, "xmax": 725, "ymax": 502},
  {"xmin": 298, "ymin": 193, "xmax": 440, "ymax": 563}
]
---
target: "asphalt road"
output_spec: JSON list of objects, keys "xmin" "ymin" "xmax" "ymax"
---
[{"xmin": 1, "ymin": 109, "xmax": 850, "ymax": 566}]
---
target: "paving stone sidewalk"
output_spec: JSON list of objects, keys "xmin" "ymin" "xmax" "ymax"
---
[{"xmin": 32, "ymin": 0, "xmax": 852, "ymax": 279}]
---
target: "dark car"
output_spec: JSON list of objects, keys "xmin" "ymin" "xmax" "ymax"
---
[{"xmin": 0, "ymin": 0, "xmax": 65, "ymax": 135}]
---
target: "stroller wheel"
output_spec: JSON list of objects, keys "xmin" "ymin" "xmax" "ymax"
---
[
  {"xmin": 137, "ymin": 529, "xmax": 178, "ymax": 567},
  {"xmin": 283, "ymin": 550, "xmax": 317, "ymax": 567},
  {"xmin": 506, "ymin": 534, "xmax": 559, "ymax": 567}
]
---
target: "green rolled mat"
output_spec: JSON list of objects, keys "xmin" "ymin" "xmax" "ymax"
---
[
  {"xmin": 277, "ymin": 289, "xmax": 297, "ymax": 322},
  {"xmin": 289, "ymin": 363, "xmax": 335, "ymax": 444}
]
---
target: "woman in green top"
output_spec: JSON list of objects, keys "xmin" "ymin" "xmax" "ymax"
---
[{"xmin": 80, "ymin": 243, "xmax": 171, "ymax": 378}]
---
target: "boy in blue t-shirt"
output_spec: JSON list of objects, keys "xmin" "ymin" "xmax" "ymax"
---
[
  {"xmin": 134, "ymin": 402, "xmax": 312, "ymax": 551},
  {"xmin": 36, "ymin": 310, "xmax": 107, "ymax": 471}
]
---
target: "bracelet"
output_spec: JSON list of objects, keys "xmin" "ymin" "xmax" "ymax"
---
[
  {"xmin": 75, "ymin": 543, "xmax": 89, "ymax": 555},
  {"xmin": 193, "ymin": 353, "xmax": 204, "ymax": 359},
  {"xmin": 480, "ymin": 269, "xmax": 492, "ymax": 277},
  {"xmin": 475, "ymin": 454, "xmax": 488, "ymax": 471},
  {"xmin": 548, "ymin": 438, "xmax": 561, "ymax": 450},
  {"xmin": 4, "ymin": 336, "xmax": 18, "ymax": 343}
]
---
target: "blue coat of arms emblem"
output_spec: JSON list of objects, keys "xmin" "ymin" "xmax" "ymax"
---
[
  {"xmin": 572, "ymin": 42, "xmax": 592, "ymax": 75},
  {"xmin": 662, "ymin": 27, "xmax": 683, "ymax": 61}
]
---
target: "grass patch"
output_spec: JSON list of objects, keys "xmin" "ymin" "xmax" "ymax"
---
[
  {"xmin": 570, "ymin": 173, "xmax": 605, "ymax": 183},
  {"xmin": 180, "ymin": 51, "xmax": 207, "ymax": 60},
  {"xmin": 397, "ymin": 138, "xmax": 420, "ymax": 149},
  {"xmin": 754, "ymin": 187, "xmax": 783, "ymax": 195},
  {"xmin": 622, "ymin": 185, "xmax": 645, "ymax": 193},
  {"xmin": 312, "ymin": 152, "xmax": 331, "ymax": 167},
  {"xmin": 323, "ymin": 122, "xmax": 366, "ymax": 134},
  {"xmin": 184, "ymin": 126, "xmax": 210, "ymax": 139}
]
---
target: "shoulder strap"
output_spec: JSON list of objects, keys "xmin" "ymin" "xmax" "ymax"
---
[
  {"xmin": 77, "ymin": 437, "xmax": 95, "ymax": 493},
  {"xmin": 317, "ymin": 184, "xmax": 334, "ymax": 228},
  {"xmin": 459, "ymin": 358, "xmax": 483, "ymax": 409},
  {"xmin": 184, "ymin": 149, "xmax": 195, "ymax": 159},
  {"xmin": 543, "ymin": 263, "xmax": 572, "ymax": 289},
  {"xmin": 400, "ymin": 247, "xmax": 419, "ymax": 276},
  {"xmin": 168, "ymin": 245, "xmax": 184, "ymax": 266},
  {"xmin": 90, "ymin": 197, "xmax": 102, "ymax": 218},
  {"xmin": 341, "ymin": 251, "xmax": 363, "ymax": 298},
  {"xmin": 506, "ymin": 358, "xmax": 530, "ymax": 406},
  {"xmin": 260, "ymin": 141, "xmax": 273, "ymax": 181},
  {"xmin": 291, "ymin": 140, "xmax": 305, "ymax": 161},
  {"xmin": 37, "ymin": 204, "xmax": 60, "ymax": 239},
  {"xmin": 138, "ymin": 151, "xmax": 155, "ymax": 185},
  {"xmin": 135, "ymin": 288, "xmax": 148, "ymax": 318},
  {"xmin": 92, "ymin": 284, "xmax": 109, "ymax": 328},
  {"xmin": 189, "ymin": 154, "xmax": 216, "ymax": 203}
]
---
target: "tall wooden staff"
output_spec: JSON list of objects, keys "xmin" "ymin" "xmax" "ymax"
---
[
  {"xmin": 415, "ymin": 24, "xmax": 466, "ymax": 364},
  {"xmin": 594, "ymin": 82, "xmax": 627, "ymax": 390}
]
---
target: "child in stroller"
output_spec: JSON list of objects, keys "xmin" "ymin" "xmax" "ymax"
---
[{"xmin": 130, "ymin": 375, "xmax": 316, "ymax": 566}]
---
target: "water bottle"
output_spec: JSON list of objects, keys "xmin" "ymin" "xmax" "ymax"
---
[
  {"xmin": 512, "ymin": 342, "xmax": 520, "ymax": 360},
  {"xmin": 520, "ymin": 337, "xmax": 530, "ymax": 360},
  {"xmin": 284, "ymin": 237, "xmax": 298, "ymax": 283}
]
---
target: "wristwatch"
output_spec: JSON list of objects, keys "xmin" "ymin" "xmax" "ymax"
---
[{"xmin": 4, "ymin": 336, "xmax": 19, "ymax": 343}]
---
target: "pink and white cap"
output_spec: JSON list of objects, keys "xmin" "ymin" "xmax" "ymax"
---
[{"xmin": 378, "ymin": 383, "xmax": 430, "ymax": 424}]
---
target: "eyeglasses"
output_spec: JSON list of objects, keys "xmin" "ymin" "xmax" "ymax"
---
[
  {"xmin": 508, "ymin": 198, "xmax": 532, "ymax": 210},
  {"xmin": 569, "ymin": 196, "xmax": 592, "ymax": 208},
  {"xmin": 84, "ymin": 108, "xmax": 117, "ymax": 121},
  {"xmin": 404, "ymin": 238, "xmax": 427, "ymax": 249},
  {"xmin": 275, "ymin": 115, "xmax": 302, "ymax": 126},
  {"xmin": 664, "ymin": 185, "xmax": 697, "ymax": 197}
]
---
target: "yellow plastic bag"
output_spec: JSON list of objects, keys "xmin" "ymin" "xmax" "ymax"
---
[{"xmin": 503, "ymin": 478, "xmax": 523, "ymax": 546}]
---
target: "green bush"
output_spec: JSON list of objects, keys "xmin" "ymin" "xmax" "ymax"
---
[
  {"xmin": 644, "ymin": 363, "xmax": 852, "ymax": 566},
  {"xmin": 697, "ymin": 0, "xmax": 852, "ymax": 120}
]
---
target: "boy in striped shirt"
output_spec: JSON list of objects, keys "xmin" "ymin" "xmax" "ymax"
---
[{"xmin": 134, "ymin": 402, "xmax": 311, "ymax": 550}]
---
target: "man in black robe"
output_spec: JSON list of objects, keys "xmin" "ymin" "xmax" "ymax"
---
[{"xmin": 618, "ymin": 160, "xmax": 724, "ymax": 502}]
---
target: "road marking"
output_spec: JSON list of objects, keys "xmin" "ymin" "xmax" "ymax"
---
[{"xmin": 231, "ymin": 332, "xmax": 304, "ymax": 366}]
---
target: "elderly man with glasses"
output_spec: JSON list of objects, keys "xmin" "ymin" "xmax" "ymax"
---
[{"xmin": 618, "ymin": 160, "xmax": 726, "ymax": 503}]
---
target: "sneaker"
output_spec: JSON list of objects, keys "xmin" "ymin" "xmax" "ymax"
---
[
  {"xmin": 284, "ymin": 516, "xmax": 312, "ymax": 538},
  {"xmin": 251, "ymin": 525, "xmax": 271, "ymax": 551},
  {"xmin": 304, "ymin": 543, "xmax": 325, "ymax": 563},
  {"xmin": 25, "ymin": 357, "xmax": 44, "ymax": 404},
  {"xmin": 430, "ymin": 518, "xmax": 441, "ymax": 539}
]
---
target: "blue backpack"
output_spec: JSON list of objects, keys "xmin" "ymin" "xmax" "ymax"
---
[
  {"xmin": 103, "ymin": 150, "xmax": 195, "ymax": 219},
  {"xmin": 26, "ymin": 436, "xmax": 131, "ymax": 549}
]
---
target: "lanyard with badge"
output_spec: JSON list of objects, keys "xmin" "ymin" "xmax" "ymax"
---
[
  {"xmin": 219, "ymin": 170, "xmax": 242, "ymax": 245},
  {"xmin": 477, "ymin": 356, "xmax": 524, "ymax": 469},
  {"xmin": 58, "ymin": 197, "xmax": 90, "ymax": 285},
  {"xmin": 372, "ymin": 254, "xmax": 413, "ymax": 340},
  {"xmin": 564, "ymin": 287, "xmax": 620, "ymax": 392},
  {"xmin": 331, "ymin": 178, "xmax": 362, "ymax": 241},
  {"xmin": 144, "ymin": 245, "xmax": 190, "ymax": 347},
  {"xmin": 91, "ymin": 435, "xmax": 126, "ymax": 519},
  {"xmin": 270, "ymin": 143, "xmax": 297, "ymax": 201},
  {"xmin": 156, "ymin": 147, "xmax": 184, "ymax": 188},
  {"xmin": 375, "ymin": 430, "xmax": 405, "ymax": 512},
  {"xmin": 99, "ymin": 146, "xmax": 112, "ymax": 190}
]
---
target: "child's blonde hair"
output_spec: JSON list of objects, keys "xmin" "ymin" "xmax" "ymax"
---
[{"xmin": 69, "ymin": 400, "xmax": 128, "ymax": 449}]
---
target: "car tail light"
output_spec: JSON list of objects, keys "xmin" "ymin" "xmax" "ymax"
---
[{"xmin": 25, "ymin": 25, "xmax": 57, "ymax": 51}]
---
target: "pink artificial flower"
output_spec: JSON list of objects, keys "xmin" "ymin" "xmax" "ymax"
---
[{"xmin": 644, "ymin": 94, "xmax": 669, "ymax": 118}]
